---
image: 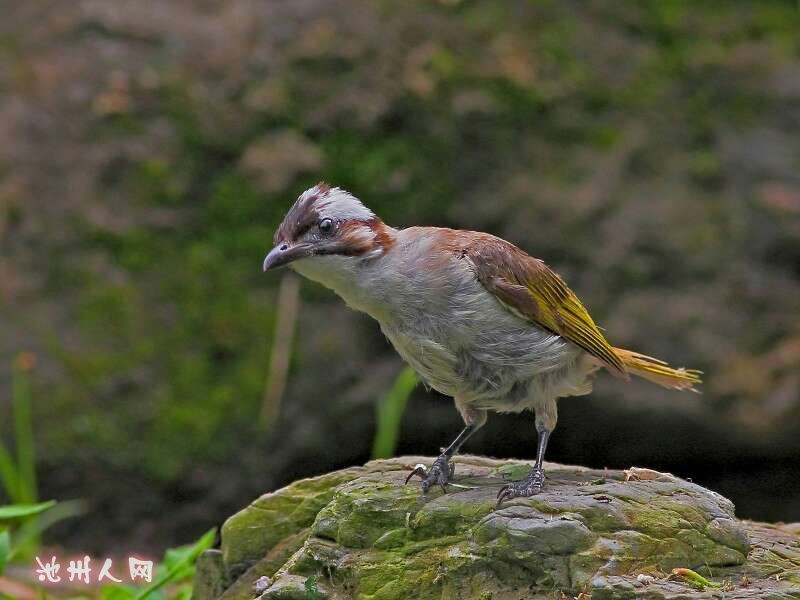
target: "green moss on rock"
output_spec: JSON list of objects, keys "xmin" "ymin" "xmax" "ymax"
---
[
  {"xmin": 222, "ymin": 468, "xmax": 365, "ymax": 576},
  {"xmin": 197, "ymin": 456, "xmax": 800, "ymax": 599}
]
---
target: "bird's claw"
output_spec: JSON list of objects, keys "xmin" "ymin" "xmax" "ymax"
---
[
  {"xmin": 496, "ymin": 467, "xmax": 545, "ymax": 506},
  {"xmin": 405, "ymin": 454, "xmax": 453, "ymax": 493},
  {"xmin": 405, "ymin": 464, "xmax": 428, "ymax": 484}
]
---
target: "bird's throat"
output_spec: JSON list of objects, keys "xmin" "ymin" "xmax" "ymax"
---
[{"xmin": 290, "ymin": 247, "xmax": 395, "ymax": 322}]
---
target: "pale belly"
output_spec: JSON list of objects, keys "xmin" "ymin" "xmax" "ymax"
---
[{"xmin": 379, "ymin": 309, "xmax": 590, "ymax": 413}]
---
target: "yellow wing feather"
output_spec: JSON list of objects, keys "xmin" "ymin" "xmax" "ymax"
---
[
  {"xmin": 522, "ymin": 266, "xmax": 628, "ymax": 376},
  {"xmin": 613, "ymin": 348, "xmax": 702, "ymax": 391},
  {"xmin": 455, "ymin": 230, "xmax": 702, "ymax": 389},
  {"xmin": 459, "ymin": 233, "xmax": 628, "ymax": 377}
]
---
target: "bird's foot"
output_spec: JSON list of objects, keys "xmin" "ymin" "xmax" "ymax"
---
[
  {"xmin": 405, "ymin": 451, "xmax": 455, "ymax": 494},
  {"xmin": 496, "ymin": 466, "xmax": 545, "ymax": 506}
]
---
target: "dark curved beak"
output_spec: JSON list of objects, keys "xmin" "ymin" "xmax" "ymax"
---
[{"xmin": 262, "ymin": 242, "xmax": 312, "ymax": 272}]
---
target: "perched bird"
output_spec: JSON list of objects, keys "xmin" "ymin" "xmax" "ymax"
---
[{"xmin": 263, "ymin": 183, "xmax": 701, "ymax": 504}]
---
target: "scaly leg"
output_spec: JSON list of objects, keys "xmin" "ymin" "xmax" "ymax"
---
[
  {"xmin": 406, "ymin": 402, "xmax": 486, "ymax": 493},
  {"xmin": 497, "ymin": 399, "xmax": 556, "ymax": 505}
]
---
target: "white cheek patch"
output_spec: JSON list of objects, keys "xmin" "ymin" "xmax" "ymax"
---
[
  {"xmin": 348, "ymin": 224, "xmax": 377, "ymax": 245},
  {"xmin": 346, "ymin": 224, "xmax": 384, "ymax": 258}
]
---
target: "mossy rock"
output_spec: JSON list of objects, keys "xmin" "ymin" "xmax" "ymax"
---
[{"xmin": 195, "ymin": 456, "xmax": 800, "ymax": 600}]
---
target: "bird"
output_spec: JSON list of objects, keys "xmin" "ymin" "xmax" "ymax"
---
[{"xmin": 263, "ymin": 183, "xmax": 701, "ymax": 504}]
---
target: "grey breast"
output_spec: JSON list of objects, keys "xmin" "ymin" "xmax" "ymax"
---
[{"xmin": 372, "ymin": 231, "xmax": 578, "ymax": 405}]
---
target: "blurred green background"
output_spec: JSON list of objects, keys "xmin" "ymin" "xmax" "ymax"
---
[{"xmin": 1, "ymin": 0, "xmax": 799, "ymax": 561}]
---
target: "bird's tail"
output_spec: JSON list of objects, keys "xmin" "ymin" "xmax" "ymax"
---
[{"xmin": 613, "ymin": 347, "xmax": 702, "ymax": 392}]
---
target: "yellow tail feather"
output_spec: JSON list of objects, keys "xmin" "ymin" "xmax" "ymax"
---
[{"xmin": 613, "ymin": 347, "xmax": 702, "ymax": 392}]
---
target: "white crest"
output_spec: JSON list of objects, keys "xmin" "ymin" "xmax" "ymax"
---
[{"xmin": 300, "ymin": 185, "xmax": 374, "ymax": 222}]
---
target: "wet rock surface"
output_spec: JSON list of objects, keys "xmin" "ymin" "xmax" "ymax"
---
[{"xmin": 195, "ymin": 456, "xmax": 800, "ymax": 599}]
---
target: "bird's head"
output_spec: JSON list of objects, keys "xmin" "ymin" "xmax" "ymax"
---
[{"xmin": 263, "ymin": 183, "xmax": 394, "ymax": 274}]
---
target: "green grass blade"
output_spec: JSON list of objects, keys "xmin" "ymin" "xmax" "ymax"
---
[
  {"xmin": 0, "ymin": 529, "xmax": 10, "ymax": 575},
  {"xmin": 371, "ymin": 366, "xmax": 417, "ymax": 459},
  {"xmin": 0, "ymin": 501, "xmax": 55, "ymax": 521},
  {"xmin": 101, "ymin": 586, "xmax": 136, "ymax": 600},
  {"xmin": 12, "ymin": 362, "xmax": 36, "ymax": 503},
  {"xmin": 132, "ymin": 528, "xmax": 216, "ymax": 600},
  {"xmin": 9, "ymin": 499, "xmax": 85, "ymax": 562},
  {"xmin": 0, "ymin": 441, "xmax": 20, "ymax": 504}
]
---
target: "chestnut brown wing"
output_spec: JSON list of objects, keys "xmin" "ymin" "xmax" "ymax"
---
[{"xmin": 456, "ymin": 233, "xmax": 628, "ymax": 377}]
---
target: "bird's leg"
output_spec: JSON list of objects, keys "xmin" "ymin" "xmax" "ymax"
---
[
  {"xmin": 497, "ymin": 401, "xmax": 556, "ymax": 505},
  {"xmin": 405, "ymin": 424, "xmax": 476, "ymax": 493},
  {"xmin": 406, "ymin": 405, "xmax": 486, "ymax": 493},
  {"xmin": 496, "ymin": 427, "xmax": 550, "ymax": 505}
]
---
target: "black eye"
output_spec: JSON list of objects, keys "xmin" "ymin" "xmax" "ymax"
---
[{"xmin": 319, "ymin": 218, "xmax": 334, "ymax": 235}]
